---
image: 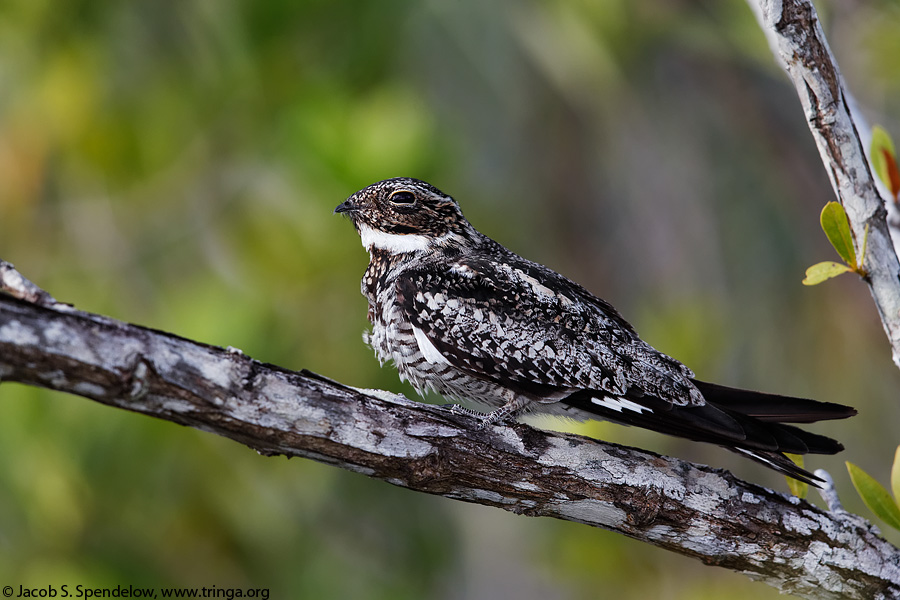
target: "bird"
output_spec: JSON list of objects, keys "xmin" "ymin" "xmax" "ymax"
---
[{"xmin": 334, "ymin": 177, "xmax": 856, "ymax": 485}]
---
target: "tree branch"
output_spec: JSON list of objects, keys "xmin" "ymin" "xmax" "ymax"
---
[
  {"xmin": 746, "ymin": 0, "xmax": 900, "ymax": 369},
  {"xmin": 1, "ymin": 262, "xmax": 898, "ymax": 599}
]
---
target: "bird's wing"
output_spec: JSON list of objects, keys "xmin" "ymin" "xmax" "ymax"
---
[
  {"xmin": 395, "ymin": 256, "xmax": 703, "ymax": 407},
  {"xmin": 396, "ymin": 256, "xmax": 855, "ymax": 487}
]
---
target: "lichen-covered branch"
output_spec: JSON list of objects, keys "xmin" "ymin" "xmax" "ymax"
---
[
  {"xmin": 746, "ymin": 0, "xmax": 900, "ymax": 369},
  {"xmin": 1, "ymin": 264, "xmax": 898, "ymax": 599}
]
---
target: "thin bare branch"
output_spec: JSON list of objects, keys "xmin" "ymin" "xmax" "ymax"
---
[{"xmin": 746, "ymin": 0, "xmax": 900, "ymax": 369}]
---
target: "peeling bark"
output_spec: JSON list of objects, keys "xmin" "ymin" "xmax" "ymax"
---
[{"xmin": 1, "ymin": 278, "xmax": 898, "ymax": 599}]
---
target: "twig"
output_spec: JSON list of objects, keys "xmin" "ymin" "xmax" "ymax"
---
[
  {"xmin": 0, "ymin": 260, "xmax": 59, "ymax": 306},
  {"xmin": 814, "ymin": 469, "xmax": 844, "ymax": 513}
]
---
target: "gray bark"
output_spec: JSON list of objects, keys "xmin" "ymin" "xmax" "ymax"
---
[
  {"xmin": 1, "ymin": 263, "xmax": 898, "ymax": 599},
  {"xmin": 746, "ymin": 0, "xmax": 900, "ymax": 369}
]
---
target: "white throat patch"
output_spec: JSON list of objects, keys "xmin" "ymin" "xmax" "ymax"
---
[{"xmin": 358, "ymin": 223, "xmax": 433, "ymax": 254}]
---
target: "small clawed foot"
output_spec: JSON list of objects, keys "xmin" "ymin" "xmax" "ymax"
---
[
  {"xmin": 440, "ymin": 403, "xmax": 506, "ymax": 429},
  {"xmin": 442, "ymin": 403, "xmax": 482, "ymax": 419}
]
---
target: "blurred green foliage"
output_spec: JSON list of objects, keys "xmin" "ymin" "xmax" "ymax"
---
[{"xmin": 2, "ymin": 0, "xmax": 899, "ymax": 598}]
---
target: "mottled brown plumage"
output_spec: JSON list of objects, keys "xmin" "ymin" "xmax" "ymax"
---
[{"xmin": 335, "ymin": 177, "xmax": 856, "ymax": 484}]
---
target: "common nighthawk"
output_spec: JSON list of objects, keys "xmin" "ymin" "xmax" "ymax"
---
[{"xmin": 335, "ymin": 177, "xmax": 856, "ymax": 484}]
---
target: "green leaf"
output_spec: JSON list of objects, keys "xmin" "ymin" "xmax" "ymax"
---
[
  {"xmin": 802, "ymin": 261, "xmax": 853, "ymax": 285},
  {"xmin": 785, "ymin": 454, "xmax": 808, "ymax": 498},
  {"xmin": 820, "ymin": 202, "xmax": 856, "ymax": 266},
  {"xmin": 847, "ymin": 461, "xmax": 900, "ymax": 531},
  {"xmin": 892, "ymin": 445, "xmax": 900, "ymax": 506},
  {"xmin": 871, "ymin": 126, "xmax": 900, "ymax": 199}
]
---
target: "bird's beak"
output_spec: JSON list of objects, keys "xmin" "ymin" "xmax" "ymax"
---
[{"xmin": 334, "ymin": 198, "xmax": 356, "ymax": 215}]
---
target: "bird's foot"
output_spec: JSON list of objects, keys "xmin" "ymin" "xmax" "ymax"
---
[
  {"xmin": 443, "ymin": 403, "xmax": 484, "ymax": 419},
  {"xmin": 442, "ymin": 403, "xmax": 503, "ymax": 429},
  {"xmin": 441, "ymin": 403, "xmax": 521, "ymax": 429}
]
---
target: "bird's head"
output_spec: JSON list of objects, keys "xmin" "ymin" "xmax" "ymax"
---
[{"xmin": 334, "ymin": 178, "xmax": 475, "ymax": 254}]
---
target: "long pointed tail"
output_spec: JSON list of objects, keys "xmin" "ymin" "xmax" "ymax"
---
[
  {"xmin": 561, "ymin": 380, "xmax": 856, "ymax": 486},
  {"xmin": 691, "ymin": 380, "xmax": 856, "ymax": 424}
]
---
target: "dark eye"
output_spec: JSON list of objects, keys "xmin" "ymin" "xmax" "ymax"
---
[{"xmin": 388, "ymin": 190, "xmax": 417, "ymax": 205}]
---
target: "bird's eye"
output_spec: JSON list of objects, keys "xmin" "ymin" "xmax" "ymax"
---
[{"xmin": 389, "ymin": 190, "xmax": 417, "ymax": 206}]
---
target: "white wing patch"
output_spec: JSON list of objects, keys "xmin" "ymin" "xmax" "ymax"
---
[
  {"xmin": 590, "ymin": 396, "xmax": 651, "ymax": 414},
  {"xmin": 412, "ymin": 326, "xmax": 451, "ymax": 365}
]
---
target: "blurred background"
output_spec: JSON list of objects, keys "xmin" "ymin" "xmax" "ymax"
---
[{"xmin": 1, "ymin": 0, "xmax": 899, "ymax": 597}]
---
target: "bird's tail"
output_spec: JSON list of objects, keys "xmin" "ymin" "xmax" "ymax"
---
[{"xmin": 561, "ymin": 380, "xmax": 856, "ymax": 486}]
